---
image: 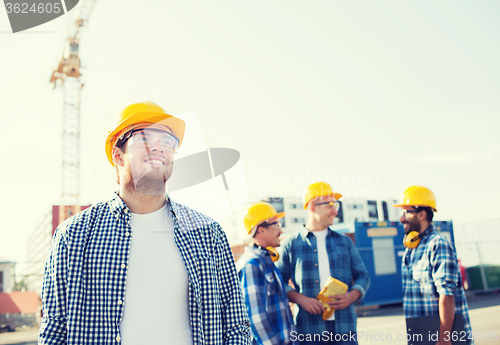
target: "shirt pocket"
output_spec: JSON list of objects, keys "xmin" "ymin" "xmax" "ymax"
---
[
  {"xmin": 412, "ymin": 259, "xmax": 434, "ymax": 295},
  {"xmin": 265, "ymin": 272, "xmax": 278, "ymax": 296},
  {"xmin": 412, "ymin": 259, "xmax": 429, "ymax": 282}
]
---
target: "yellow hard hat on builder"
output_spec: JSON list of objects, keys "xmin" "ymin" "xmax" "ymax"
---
[
  {"xmin": 303, "ymin": 182, "xmax": 342, "ymax": 210},
  {"xmin": 244, "ymin": 202, "xmax": 285, "ymax": 237},
  {"xmin": 392, "ymin": 185, "xmax": 437, "ymax": 212},
  {"xmin": 105, "ymin": 101, "xmax": 186, "ymax": 166}
]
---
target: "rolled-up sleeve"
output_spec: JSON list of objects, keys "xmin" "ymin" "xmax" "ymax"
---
[
  {"xmin": 347, "ymin": 237, "xmax": 370, "ymax": 300},
  {"xmin": 430, "ymin": 239, "xmax": 458, "ymax": 296}
]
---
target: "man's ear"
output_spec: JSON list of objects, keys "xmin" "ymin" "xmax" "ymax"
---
[
  {"xmin": 254, "ymin": 226, "xmax": 266, "ymax": 238},
  {"xmin": 417, "ymin": 210, "xmax": 427, "ymax": 222},
  {"xmin": 112, "ymin": 146, "xmax": 125, "ymax": 167}
]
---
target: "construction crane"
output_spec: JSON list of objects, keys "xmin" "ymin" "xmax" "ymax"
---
[{"xmin": 50, "ymin": 0, "xmax": 97, "ymax": 225}]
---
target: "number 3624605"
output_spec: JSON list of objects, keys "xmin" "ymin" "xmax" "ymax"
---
[{"xmin": 5, "ymin": 3, "xmax": 62, "ymax": 14}]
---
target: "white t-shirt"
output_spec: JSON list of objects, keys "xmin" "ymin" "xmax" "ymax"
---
[
  {"xmin": 313, "ymin": 229, "xmax": 335, "ymax": 321},
  {"xmin": 119, "ymin": 203, "xmax": 192, "ymax": 345}
]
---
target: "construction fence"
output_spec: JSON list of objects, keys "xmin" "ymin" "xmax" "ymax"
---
[{"xmin": 454, "ymin": 218, "xmax": 500, "ymax": 292}]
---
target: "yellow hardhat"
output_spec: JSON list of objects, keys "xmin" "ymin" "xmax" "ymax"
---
[
  {"xmin": 244, "ymin": 202, "xmax": 285, "ymax": 236},
  {"xmin": 303, "ymin": 182, "xmax": 342, "ymax": 210},
  {"xmin": 392, "ymin": 185, "xmax": 437, "ymax": 212},
  {"xmin": 105, "ymin": 101, "xmax": 186, "ymax": 166}
]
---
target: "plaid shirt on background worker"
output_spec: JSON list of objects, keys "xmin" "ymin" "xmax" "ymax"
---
[
  {"xmin": 402, "ymin": 225, "xmax": 473, "ymax": 343},
  {"xmin": 237, "ymin": 246, "xmax": 296, "ymax": 345},
  {"xmin": 276, "ymin": 226, "xmax": 370, "ymax": 336},
  {"xmin": 39, "ymin": 192, "xmax": 251, "ymax": 345}
]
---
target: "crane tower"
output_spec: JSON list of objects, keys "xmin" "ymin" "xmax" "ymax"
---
[{"xmin": 50, "ymin": 0, "xmax": 97, "ymax": 224}]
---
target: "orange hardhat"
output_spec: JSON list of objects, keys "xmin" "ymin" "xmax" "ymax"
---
[
  {"xmin": 303, "ymin": 182, "xmax": 342, "ymax": 210},
  {"xmin": 392, "ymin": 185, "xmax": 437, "ymax": 212},
  {"xmin": 105, "ymin": 101, "xmax": 185, "ymax": 166},
  {"xmin": 244, "ymin": 202, "xmax": 285, "ymax": 236}
]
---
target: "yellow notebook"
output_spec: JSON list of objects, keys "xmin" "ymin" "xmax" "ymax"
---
[{"xmin": 316, "ymin": 277, "xmax": 348, "ymax": 320}]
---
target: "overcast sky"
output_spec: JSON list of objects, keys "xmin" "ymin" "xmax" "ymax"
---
[{"xmin": 1, "ymin": 0, "xmax": 499, "ymax": 269}]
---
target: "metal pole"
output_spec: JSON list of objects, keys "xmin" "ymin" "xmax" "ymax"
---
[{"xmin": 475, "ymin": 241, "xmax": 489, "ymax": 291}]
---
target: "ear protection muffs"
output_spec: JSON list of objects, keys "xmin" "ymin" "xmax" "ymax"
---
[
  {"xmin": 267, "ymin": 247, "xmax": 280, "ymax": 262},
  {"xmin": 403, "ymin": 228, "xmax": 433, "ymax": 249},
  {"xmin": 403, "ymin": 231, "xmax": 421, "ymax": 248},
  {"xmin": 252, "ymin": 244, "xmax": 280, "ymax": 262}
]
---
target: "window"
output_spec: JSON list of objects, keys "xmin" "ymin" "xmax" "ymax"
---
[
  {"xmin": 336, "ymin": 200, "xmax": 343, "ymax": 223},
  {"xmin": 348, "ymin": 204, "xmax": 363, "ymax": 210},
  {"xmin": 268, "ymin": 198, "xmax": 285, "ymax": 227},
  {"xmin": 290, "ymin": 203, "xmax": 299, "ymax": 209},
  {"xmin": 292, "ymin": 218, "xmax": 305, "ymax": 223},
  {"xmin": 0, "ymin": 271, "xmax": 3, "ymax": 292},
  {"xmin": 382, "ymin": 201, "xmax": 388, "ymax": 221},
  {"xmin": 367, "ymin": 200, "xmax": 378, "ymax": 218},
  {"xmin": 372, "ymin": 238, "xmax": 397, "ymax": 275}
]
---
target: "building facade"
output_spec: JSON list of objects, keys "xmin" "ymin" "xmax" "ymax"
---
[
  {"xmin": 25, "ymin": 209, "xmax": 53, "ymax": 294},
  {"xmin": 0, "ymin": 257, "xmax": 16, "ymax": 293},
  {"xmin": 222, "ymin": 196, "xmax": 400, "ymax": 245},
  {"xmin": 25, "ymin": 205, "xmax": 90, "ymax": 294}
]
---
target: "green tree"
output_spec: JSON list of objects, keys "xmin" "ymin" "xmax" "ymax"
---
[{"xmin": 14, "ymin": 278, "xmax": 29, "ymax": 291}]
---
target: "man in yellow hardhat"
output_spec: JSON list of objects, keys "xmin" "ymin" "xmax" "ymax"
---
[
  {"xmin": 237, "ymin": 201, "xmax": 296, "ymax": 345},
  {"xmin": 39, "ymin": 101, "xmax": 251, "ymax": 345},
  {"xmin": 276, "ymin": 182, "xmax": 370, "ymax": 345},
  {"xmin": 393, "ymin": 186, "xmax": 473, "ymax": 345}
]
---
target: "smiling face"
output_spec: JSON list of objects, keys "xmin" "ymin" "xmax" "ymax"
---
[
  {"xmin": 310, "ymin": 194, "xmax": 338, "ymax": 227},
  {"xmin": 114, "ymin": 126, "xmax": 177, "ymax": 195},
  {"xmin": 400, "ymin": 206, "xmax": 422, "ymax": 234},
  {"xmin": 255, "ymin": 216, "xmax": 283, "ymax": 248}
]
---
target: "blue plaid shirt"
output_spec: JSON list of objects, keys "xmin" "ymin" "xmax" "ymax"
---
[
  {"xmin": 402, "ymin": 226, "xmax": 473, "ymax": 342},
  {"xmin": 236, "ymin": 246, "xmax": 296, "ymax": 345},
  {"xmin": 276, "ymin": 226, "xmax": 370, "ymax": 336},
  {"xmin": 39, "ymin": 193, "xmax": 251, "ymax": 345}
]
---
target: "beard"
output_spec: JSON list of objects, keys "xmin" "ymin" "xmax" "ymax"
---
[
  {"xmin": 124, "ymin": 162, "xmax": 173, "ymax": 196},
  {"xmin": 134, "ymin": 170, "xmax": 167, "ymax": 195},
  {"xmin": 403, "ymin": 217, "xmax": 421, "ymax": 234}
]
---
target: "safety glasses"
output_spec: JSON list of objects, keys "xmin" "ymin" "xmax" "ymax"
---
[
  {"xmin": 117, "ymin": 129, "xmax": 179, "ymax": 153},
  {"xmin": 260, "ymin": 221, "xmax": 282, "ymax": 229},
  {"xmin": 313, "ymin": 201, "xmax": 340, "ymax": 211},
  {"xmin": 401, "ymin": 208, "xmax": 421, "ymax": 217}
]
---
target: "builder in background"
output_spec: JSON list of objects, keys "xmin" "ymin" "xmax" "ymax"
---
[
  {"xmin": 39, "ymin": 101, "xmax": 251, "ymax": 345},
  {"xmin": 276, "ymin": 182, "xmax": 370, "ymax": 345},
  {"xmin": 394, "ymin": 185, "xmax": 473, "ymax": 345},
  {"xmin": 237, "ymin": 202, "xmax": 295, "ymax": 345}
]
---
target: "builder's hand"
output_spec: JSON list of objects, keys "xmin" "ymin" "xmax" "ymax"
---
[
  {"xmin": 328, "ymin": 290, "xmax": 361, "ymax": 310},
  {"xmin": 298, "ymin": 296, "xmax": 324, "ymax": 315}
]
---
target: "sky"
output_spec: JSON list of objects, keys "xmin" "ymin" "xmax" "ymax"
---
[{"xmin": 1, "ymin": 0, "xmax": 499, "ymax": 273}]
